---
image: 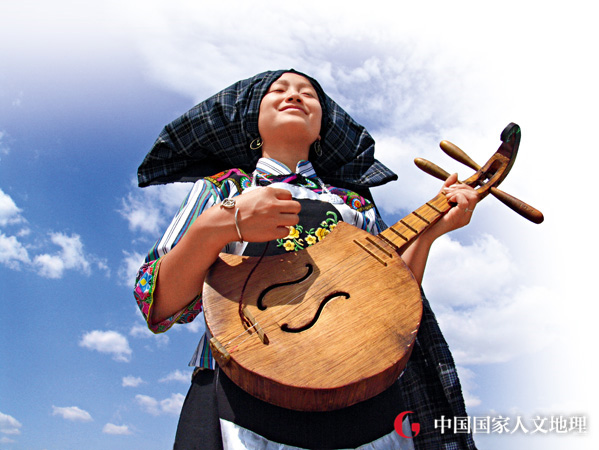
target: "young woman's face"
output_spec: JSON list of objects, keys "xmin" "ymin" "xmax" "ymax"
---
[{"xmin": 258, "ymin": 72, "xmax": 322, "ymax": 146}]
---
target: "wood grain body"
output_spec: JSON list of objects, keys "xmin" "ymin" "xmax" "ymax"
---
[
  {"xmin": 203, "ymin": 222, "xmax": 423, "ymax": 411},
  {"xmin": 203, "ymin": 123, "xmax": 523, "ymax": 411}
]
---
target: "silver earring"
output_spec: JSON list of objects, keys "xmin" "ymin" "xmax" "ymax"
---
[
  {"xmin": 250, "ymin": 137, "xmax": 263, "ymax": 150},
  {"xmin": 313, "ymin": 139, "xmax": 322, "ymax": 156}
]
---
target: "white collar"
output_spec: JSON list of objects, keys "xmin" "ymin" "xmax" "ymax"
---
[{"xmin": 253, "ymin": 158, "xmax": 318, "ymax": 179}]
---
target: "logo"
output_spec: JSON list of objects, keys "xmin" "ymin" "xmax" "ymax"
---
[{"xmin": 394, "ymin": 411, "xmax": 420, "ymax": 438}]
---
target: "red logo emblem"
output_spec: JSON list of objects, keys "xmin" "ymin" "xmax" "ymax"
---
[{"xmin": 394, "ymin": 411, "xmax": 420, "ymax": 438}]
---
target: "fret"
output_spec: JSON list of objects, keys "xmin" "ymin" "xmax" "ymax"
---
[
  {"xmin": 399, "ymin": 220, "xmax": 418, "ymax": 234},
  {"xmin": 379, "ymin": 193, "xmax": 450, "ymax": 251},
  {"xmin": 411, "ymin": 211, "xmax": 430, "ymax": 224},
  {"xmin": 387, "ymin": 226, "xmax": 408, "ymax": 241},
  {"xmin": 426, "ymin": 202, "xmax": 442, "ymax": 214}
]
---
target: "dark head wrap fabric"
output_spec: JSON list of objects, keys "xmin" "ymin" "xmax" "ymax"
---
[{"xmin": 137, "ymin": 69, "xmax": 397, "ymax": 191}]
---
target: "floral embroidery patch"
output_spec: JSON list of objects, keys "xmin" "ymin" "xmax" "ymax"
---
[
  {"xmin": 205, "ymin": 168, "xmax": 251, "ymax": 193},
  {"xmin": 328, "ymin": 187, "xmax": 374, "ymax": 212},
  {"xmin": 276, "ymin": 211, "xmax": 339, "ymax": 252}
]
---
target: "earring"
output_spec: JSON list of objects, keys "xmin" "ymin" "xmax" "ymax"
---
[
  {"xmin": 250, "ymin": 137, "xmax": 263, "ymax": 150},
  {"xmin": 313, "ymin": 139, "xmax": 322, "ymax": 157}
]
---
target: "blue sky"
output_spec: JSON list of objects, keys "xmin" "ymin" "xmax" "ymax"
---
[{"xmin": 1, "ymin": 1, "xmax": 597, "ymax": 449}]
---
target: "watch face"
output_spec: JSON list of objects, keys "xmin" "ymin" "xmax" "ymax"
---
[{"xmin": 222, "ymin": 198, "xmax": 236, "ymax": 209}]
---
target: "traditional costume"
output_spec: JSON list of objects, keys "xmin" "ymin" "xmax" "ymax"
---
[{"xmin": 134, "ymin": 70, "xmax": 477, "ymax": 450}]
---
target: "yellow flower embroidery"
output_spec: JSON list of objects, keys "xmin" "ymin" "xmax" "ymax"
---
[
  {"xmin": 277, "ymin": 211, "xmax": 338, "ymax": 251},
  {"xmin": 315, "ymin": 227, "xmax": 330, "ymax": 241},
  {"xmin": 286, "ymin": 226, "xmax": 300, "ymax": 239}
]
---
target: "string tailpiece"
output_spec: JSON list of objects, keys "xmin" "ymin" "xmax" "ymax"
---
[{"xmin": 209, "ymin": 337, "xmax": 231, "ymax": 366}]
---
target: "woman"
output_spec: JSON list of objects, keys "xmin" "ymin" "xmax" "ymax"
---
[{"xmin": 135, "ymin": 70, "xmax": 479, "ymax": 449}]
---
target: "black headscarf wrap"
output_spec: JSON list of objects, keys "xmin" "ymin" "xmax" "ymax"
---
[{"xmin": 137, "ymin": 69, "xmax": 397, "ymax": 192}]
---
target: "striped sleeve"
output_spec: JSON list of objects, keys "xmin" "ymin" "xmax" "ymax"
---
[
  {"xmin": 148, "ymin": 180, "xmax": 221, "ymax": 260},
  {"xmin": 133, "ymin": 178, "xmax": 223, "ymax": 333}
]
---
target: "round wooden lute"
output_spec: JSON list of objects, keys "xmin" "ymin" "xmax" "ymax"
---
[{"xmin": 203, "ymin": 123, "xmax": 524, "ymax": 411}]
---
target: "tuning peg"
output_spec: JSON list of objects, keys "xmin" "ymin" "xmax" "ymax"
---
[
  {"xmin": 440, "ymin": 140, "xmax": 481, "ymax": 171},
  {"xmin": 413, "ymin": 157, "xmax": 544, "ymax": 224},
  {"xmin": 414, "ymin": 157, "xmax": 450, "ymax": 180},
  {"xmin": 488, "ymin": 187, "xmax": 544, "ymax": 224}
]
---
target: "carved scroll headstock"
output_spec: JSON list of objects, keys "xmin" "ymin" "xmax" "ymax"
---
[
  {"xmin": 460, "ymin": 122, "xmax": 520, "ymax": 197},
  {"xmin": 416, "ymin": 123, "xmax": 543, "ymax": 224}
]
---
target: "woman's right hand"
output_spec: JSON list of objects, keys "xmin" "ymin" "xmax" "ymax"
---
[{"xmin": 232, "ymin": 187, "xmax": 301, "ymax": 243}]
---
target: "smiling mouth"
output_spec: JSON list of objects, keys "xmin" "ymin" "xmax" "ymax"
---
[{"xmin": 280, "ymin": 106, "xmax": 306, "ymax": 114}]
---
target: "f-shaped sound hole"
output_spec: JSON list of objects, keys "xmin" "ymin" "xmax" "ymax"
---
[
  {"xmin": 257, "ymin": 264, "xmax": 314, "ymax": 311},
  {"xmin": 281, "ymin": 292, "xmax": 350, "ymax": 333}
]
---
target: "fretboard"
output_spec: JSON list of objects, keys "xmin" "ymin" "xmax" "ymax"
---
[{"xmin": 378, "ymin": 192, "xmax": 452, "ymax": 253}]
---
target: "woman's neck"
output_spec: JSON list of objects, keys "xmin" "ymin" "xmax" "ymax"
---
[{"xmin": 261, "ymin": 143, "xmax": 310, "ymax": 172}]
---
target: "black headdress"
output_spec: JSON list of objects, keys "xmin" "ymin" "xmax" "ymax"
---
[{"xmin": 137, "ymin": 69, "xmax": 397, "ymax": 192}]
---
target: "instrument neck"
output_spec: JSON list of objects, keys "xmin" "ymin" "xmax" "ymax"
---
[{"xmin": 379, "ymin": 193, "xmax": 452, "ymax": 253}]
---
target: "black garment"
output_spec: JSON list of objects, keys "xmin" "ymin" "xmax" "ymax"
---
[
  {"xmin": 174, "ymin": 370, "xmax": 223, "ymax": 450},
  {"xmin": 175, "ymin": 368, "xmax": 407, "ymax": 450}
]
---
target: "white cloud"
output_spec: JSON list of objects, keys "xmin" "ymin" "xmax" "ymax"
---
[
  {"xmin": 0, "ymin": 130, "xmax": 6, "ymax": 152},
  {"xmin": 159, "ymin": 393, "xmax": 185, "ymax": 415},
  {"xmin": 122, "ymin": 376, "xmax": 144, "ymax": 388},
  {"xmin": 119, "ymin": 250, "xmax": 145, "ymax": 286},
  {"xmin": 179, "ymin": 314, "xmax": 204, "ymax": 334},
  {"xmin": 159, "ymin": 370, "xmax": 191, "ymax": 384},
  {"xmin": 119, "ymin": 192, "xmax": 166, "ymax": 236},
  {"xmin": 423, "ymin": 234, "xmax": 516, "ymax": 308},
  {"xmin": 0, "ymin": 189, "xmax": 30, "ymax": 270},
  {"xmin": 419, "ymin": 234, "xmax": 559, "ymax": 365},
  {"xmin": 34, "ymin": 232, "xmax": 90, "ymax": 278},
  {"xmin": 129, "ymin": 323, "xmax": 154, "ymax": 338},
  {"xmin": 0, "ymin": 232, "xmax": 30, "ymax": 269},
  {"xmin": 33, "ymin": 253, "xmax": 67, "ymax": 279},
  {"xmin": 102, "ymin": 423, "xmax": 132, "ymax": 435},
  {"xmin": 134, "ymin": 394, "xmax": 160, "ymax": 416},
  {"xmin": 129, "ymin": 323, "xmax": 170, "ymax": 347},
  {"xmin": 135, "ymin": 393, "xmax": 184, "ymax": 416},
  {"xmin": 51, "ymin": 406, "xmax": 93, "ymax": 422},
  {"xmin": 456, "ymin": 366, "xmax": 481, "ymax": 409},
  {"xmin": 2, "ymin": 230, "xmax": 107, "ymax": 279},
  {"xmin": 437, "ymin": 284, "xmax": 559, "ymax": 365},
  {"xmin": 79, "ymin": 330, "xmax": 132, "ymax": 362},
  {"xmin": 0, "ymin": 188, "xmax": 24, "ymax": 226},
  {"xmin": 119, "ymin": 182, "xmax": 190, "ymax": 236},
  {"xmin": 120, "ymin": 1, "xmax": 505, "ymax": 143},
  {"xmin": 0, "ymin": 411, "xmax": 22, "ymax": 435}
]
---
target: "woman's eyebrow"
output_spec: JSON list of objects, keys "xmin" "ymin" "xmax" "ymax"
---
[
  {"xmin": 270, "ymin": 79, "xmax": 316, "ymax": 91},
  {"xmin": 296, "ymin": 81, "xmax": 316, "ymax": 91}
]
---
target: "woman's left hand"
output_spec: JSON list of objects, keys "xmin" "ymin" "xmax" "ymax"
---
[
  {"xmin": 429, "ymin": 173, "xmax": 480, "ymax": 238},
  {"xmin": 401, "ymin": 173, "xmax": 480, "ymax": 285}
]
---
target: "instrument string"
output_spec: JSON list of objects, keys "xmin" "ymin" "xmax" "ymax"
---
[
  {"xmin": 221, "ymin": 242, "xmax": 376, "ymax": 351},
  {"xmin": 237, "ymin": 241, "xmax": 270, "ymax": 330}
]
